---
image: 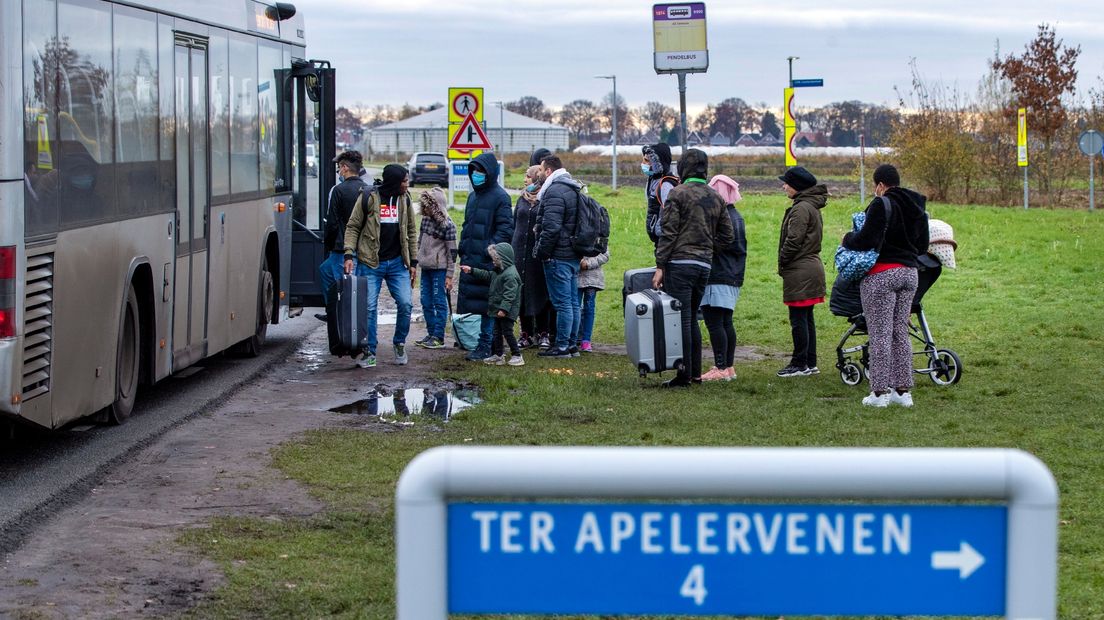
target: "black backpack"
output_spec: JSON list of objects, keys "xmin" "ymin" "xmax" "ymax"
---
[{"xmin": 571, "ymin": 188, "xmax": 611, "ymax": 257}]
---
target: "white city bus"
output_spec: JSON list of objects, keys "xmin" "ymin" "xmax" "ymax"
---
[{"xmin": 0, "ymin": 0, "xmax": 333, "ymax": 428}]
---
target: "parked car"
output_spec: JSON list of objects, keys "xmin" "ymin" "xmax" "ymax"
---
[{"xmin": 407, "ymin": 152, "xmax": 449, "ymax": 186}]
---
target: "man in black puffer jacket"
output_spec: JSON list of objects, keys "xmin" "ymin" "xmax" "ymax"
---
[
  {"xmin": 457, "ymin": 152, "xmax": 514, "ymax": 361},
  {"xmin": 534, "ymin": 155, "xmax": 584, "ymax": 358},
  {"xmin": 318, "ymin": 150, "xmax": 368, "ymax": 318}
]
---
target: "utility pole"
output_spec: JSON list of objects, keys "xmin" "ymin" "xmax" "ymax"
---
[
  {"xmin": 491, "ymin": 101, "xmax": 504, "ymax": 155},
  {"xmin": 595, "ymin": 75, "xmax": 618, "ymax": 190}
]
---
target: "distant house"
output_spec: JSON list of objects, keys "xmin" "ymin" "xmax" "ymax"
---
[
  {"xmin": 733, "ymin": 133, "xmax": 760, "ymax": 147},
  {"xmin": 758, "ymin": 132, "xmax": 781, "ymax": 146},
  {"xmin": 636, "ymin": 131, "xmax": 660, "ymax": 146},
  {"xmin": 794, "ymin": 131, "xmax": 829, "ymax": 148},
  {"xmin": 686, "ymin": 131, "xmax": 704, "ymax": 146},
  {"xmin": 710, "ymin": 131, "xmax": 732, "ymax": 147}
]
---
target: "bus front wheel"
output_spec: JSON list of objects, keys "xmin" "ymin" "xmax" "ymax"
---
[
  {"xmin": 108, "ymin": 286, "xmax": 141, "ymax": 424},
  {"xmin": 234, "ymin": 257, "xmax": 272, "ymax": 358}
]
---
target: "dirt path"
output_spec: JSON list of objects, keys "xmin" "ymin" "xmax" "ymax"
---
[{"xmin": 0, "ymin": 321, "xmax": 458, "ymax": 619}]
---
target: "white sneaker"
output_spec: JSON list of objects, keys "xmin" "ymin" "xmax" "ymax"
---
[
  {"xmin": 394, "ymin": 344, "xmax": 408, "ymax": 365},
  {"xmin": 862, "ymin": 391, "xmax": 892, "ymax": 408},
  {"xmin": 890, "ymin": 390, "xmax": 914, "ymax": 407},
  {"xmin": 356, "ymin": 352, "xmax": 376, "ymax": 369},
  {"xmin": 482, "ymin": 354, "xmax": 505, "ymax": 366},
  {"xmin": 507, "ymin": 354, "xmax": 525, "ymax": 366}
]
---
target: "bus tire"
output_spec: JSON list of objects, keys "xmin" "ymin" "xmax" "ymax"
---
[
  {"xmin": 234, "ymin": 256, "xmax": 273, "ymax": 357},
  {"xmin": 108, "ymin": 286, "xmax": 141, "ymax": 424}
]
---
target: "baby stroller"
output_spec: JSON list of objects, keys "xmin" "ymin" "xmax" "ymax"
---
[{"xmin": 830, "ymin": 258, "xmax": 962, "ymax": 387}]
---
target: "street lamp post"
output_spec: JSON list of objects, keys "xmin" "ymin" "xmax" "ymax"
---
[
  {"xmin": 787, "ymin": 56, "xmax": 799, "ymax": 87},
  {"xmin": 491, "ymin": 101, "xmax": 505, "ymax": 155},
  {"xmin": 595, "ymin": 75, "xmax": 617, "ymax": 190}
]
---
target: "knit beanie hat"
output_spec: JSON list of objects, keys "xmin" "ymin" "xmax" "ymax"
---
[{"xmin": 778, "ymin": 166, "xmax": 817, "ymax": 192}]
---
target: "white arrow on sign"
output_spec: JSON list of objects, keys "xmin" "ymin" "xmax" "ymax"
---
[{"xmin": 931, "ymin": 541, "xmax": 986, "ymax": 579}]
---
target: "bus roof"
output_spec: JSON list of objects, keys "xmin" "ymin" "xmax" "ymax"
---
[{"xmin": 114, "ymin": 0, "xmax": 306, "ymax": 47}]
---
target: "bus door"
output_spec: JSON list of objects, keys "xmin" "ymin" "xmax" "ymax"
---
[
  {"xmin": 281, "ymin": 61, "xmax": 334, "ymax": 308},
  {"xmin": 172, "ymin": 38, "xmax": 210, "ymax": 367}
]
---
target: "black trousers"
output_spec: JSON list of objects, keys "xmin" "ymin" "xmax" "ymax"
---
[
  {"xmin": 520, "ymin": 302, "xmax": 555, "ymax": 339},
  {"xmin": 788, "ymin": 305, "xmax": 817, "ymax": 368},
  {"xmin": 702, "ymin": 306, "xmax": 736, "ymax": 369},
  {"xmin": 492, "ymin": 316, "xmax": 520, "ymax": 356},
  {"xmin": 663, "ymin": 263, "xmax": 710, "ymax": 380}
]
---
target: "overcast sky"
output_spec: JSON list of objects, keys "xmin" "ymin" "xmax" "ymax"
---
[{"xmin": 299, "ymin": 0, "xmax": 1104, "ymax": 113}]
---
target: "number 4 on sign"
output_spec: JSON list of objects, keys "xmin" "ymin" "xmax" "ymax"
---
[{"xmin": 680, "ymin": 564, "xmax": 707, "ymax": 605}]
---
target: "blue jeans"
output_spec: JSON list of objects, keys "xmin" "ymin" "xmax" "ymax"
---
[
  {"xmin": 477, "ymin": 315, "xmax": 495, "ymax": 352},
  {"xmin": 543, "ymin": 259, "xmax": 581, "ymax": 350},
  {"xmin": 578, "ymin": 287, "xmax": 597, "ymax": 344},
  {"xmin": 420, "ymin": 268, "xmax": 448, "ymax": 340},
  {"xmin": 319, "ymin": 252, "xmax": 345, "ymax": 305},
  {"xmin": 363, "ymin": 256, "xmax": 412, "ymax": 352}
]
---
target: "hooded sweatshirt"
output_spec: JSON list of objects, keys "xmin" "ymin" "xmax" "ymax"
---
[
  {"xmin": 842, "ymin": 186, "xmax": 930, "ymax": 267},
  {"xmin": 468, "ymin": 242, "xmax": 522, "ymax": 320},
  {"xmin": 457, "ymin": 152, "xmax": 514, "ymax": 314},
  {"xmin": 644, "ymin": 142, "xmax": 678, "ymax": 244},
  {"xmin": 655, "ymin": 149, "xmax": 734, "ymax": 270}
]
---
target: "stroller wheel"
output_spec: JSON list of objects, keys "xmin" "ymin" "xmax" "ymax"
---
[
  {"xmin": 839, "ymin": 362, "xmax": 864, "ymax": 386},
  {"xmin": 929, "ymin": 349, "xmax": 963, "ymax": 385}
]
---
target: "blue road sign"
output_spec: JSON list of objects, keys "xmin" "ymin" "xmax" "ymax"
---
[
  {"xmin": 451, "ymin": 161, "xmax": 469, "ymax": 176},
  {"xmin": 791, "ymin": 78, "xmax": 824, "ymax": 88},
  {"xmin": 448, "ymin": 502, "xmax": 1006, "ymax": 617}
]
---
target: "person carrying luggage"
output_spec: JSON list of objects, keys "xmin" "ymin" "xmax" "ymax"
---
[
  {"xmin": 651, "ymin": 149, "xmax": 735, "ymax": 388},
  {"xmin": 460, "ymin": 242, "xmax": 524, "ymax": 367},
  {"xmin": 343, "ymin": 164, "xmax": 419, "ymax": 368},
  {"xmin": 319, "ymin": 150, "xmax": 368, "ymax": 319}
]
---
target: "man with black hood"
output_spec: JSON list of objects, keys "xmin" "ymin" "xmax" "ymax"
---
[
  {"xmin": 651, "ymin": 149, "xmax": 735, "ymax": 387},
  {"xmin": 642, "ymin": 142, "xmax": 679, "ymax": 245},
  {"xmin": 841, "ymin": 164, "xmax": 929, "ymax": 408},
  {"xmin": 343, "ymin": 164, "xmax": 419, "ymax": 368},
  {"xmin": 457, "ymin": 152, "xmax": 514, "ymax": 361}
]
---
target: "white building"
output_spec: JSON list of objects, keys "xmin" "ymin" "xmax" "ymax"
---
[{"xmin": 367, "ymin": 107, "xmax": 569, "ymax": 156}]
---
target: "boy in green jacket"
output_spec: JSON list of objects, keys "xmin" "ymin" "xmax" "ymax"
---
[{"xmin": 459, "ymin": 242, "xmax": 524, "ymax": 366}]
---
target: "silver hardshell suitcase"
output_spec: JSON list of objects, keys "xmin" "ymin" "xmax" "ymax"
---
[{"xmin": 624, "ymin": 289, "xmax": 683, "ymax": 376}]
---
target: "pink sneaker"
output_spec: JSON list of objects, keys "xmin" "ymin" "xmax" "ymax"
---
[
  {"xmin": 723, "ymin": 367, "xmax": 737, "ymax": 381},
  {"xmin": 701, "ymin": 367, "xmax": 725, "ymax": 381},
  {"xmin": 579, "ymin": 341, "xmax": 592, "ymax": 352}
]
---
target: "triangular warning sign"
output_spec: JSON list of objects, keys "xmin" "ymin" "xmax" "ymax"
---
[{"xmin": 448, "ymin": 113, "xmax": 493, "ymax": 151}]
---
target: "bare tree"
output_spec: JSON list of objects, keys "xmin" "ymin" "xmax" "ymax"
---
[
  {"xmin": 506, "ymin": 96, "xmax": 552, "ymax": 121},
  {"xmin": 636, "ymin": 101, "xmax": 676, "ymax": 136},
  {"xmin": 693, "ymin": 105, "xmax": 715, "ymax": 136},
  {"xmin": 600, "ymin": 91, "xmax": 634, "ymax": 142},
  {"xmin": 558, "ymin": 99, "xmax": 600, "ymax": 143}
]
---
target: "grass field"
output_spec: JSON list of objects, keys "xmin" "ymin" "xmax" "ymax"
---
[{"xmin": 183, "ymin": 182, "xmax": 1104, "ymax": 619}]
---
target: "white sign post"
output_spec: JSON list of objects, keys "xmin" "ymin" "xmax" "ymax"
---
[{"xmin": 396, "ymin": 446, "xmax": 1057, "ymax": 619}]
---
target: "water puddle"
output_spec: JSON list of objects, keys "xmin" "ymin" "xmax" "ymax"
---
[{"xmin": 329, "ymin": 387, "xmax": 481, "ymax": 422}]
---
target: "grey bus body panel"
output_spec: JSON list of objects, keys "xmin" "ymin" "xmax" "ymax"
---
[{"xmin": 0, "ymin": 0, "xmax": 21, "ymax": 181}]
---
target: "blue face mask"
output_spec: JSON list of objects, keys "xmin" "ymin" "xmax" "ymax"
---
[
  {"xmin": 71, "ymin": 175, "xmax": 95, "ymax": 190},
  {"xmin": 525, "ymin": 183, "xmax": 537, "ymax": 192},
  {"xmin": 641, "ymin": 163, "xmax": 653, "ymax": 176},
  {"xmin": 471, "ymin": 172, "xmax": 486, "ymax": 187}
]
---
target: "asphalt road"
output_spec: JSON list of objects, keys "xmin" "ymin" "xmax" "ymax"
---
[{"xmin": 0, "ymin": 316, "xmax": 318, "ymax": 553}]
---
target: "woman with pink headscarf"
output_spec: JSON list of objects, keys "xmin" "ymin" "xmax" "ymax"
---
[{"xmin": 700, "ymin": 175, "xmax": 748, "ymax": 381}]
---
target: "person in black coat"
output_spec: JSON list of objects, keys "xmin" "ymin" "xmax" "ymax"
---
[
  {"xmin": 534, "ymin": 155, "xmax": 584, "ymax": 357},
  {"xmin": 457, "ymin": 152, "xmax": 514, "ymax": 360}
]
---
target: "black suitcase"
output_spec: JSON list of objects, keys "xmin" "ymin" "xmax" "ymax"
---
[
  {"xmin": 327, "ymin": 274, "xmax": 370, "ymax": 357},
  {"xmin": 622, "ymin": 267, "xmax": 657, "ymax": 308}
]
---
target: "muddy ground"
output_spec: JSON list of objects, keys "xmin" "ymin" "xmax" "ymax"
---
[{"xmin": 0, "ymin": 307, "xmax": 770, "ymax": 618}]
